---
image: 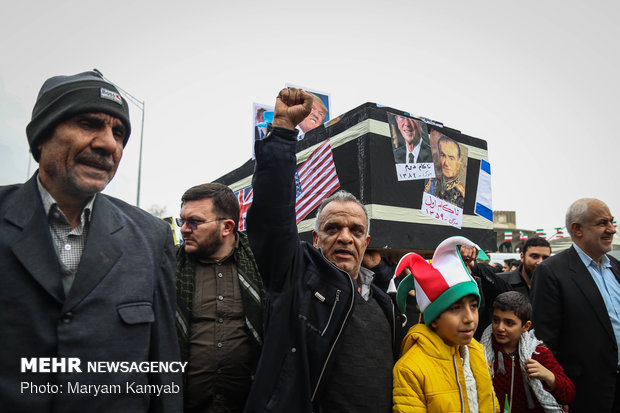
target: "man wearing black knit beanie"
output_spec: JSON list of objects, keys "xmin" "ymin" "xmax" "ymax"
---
[{"xmin": 0, "ymin": 71, "xmax": 182, "ymax": 412}]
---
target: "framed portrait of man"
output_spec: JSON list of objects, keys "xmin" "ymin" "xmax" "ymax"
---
[
  {"xmin": 424, "ymin": 131, "xmax": 468, "ymax": 210},
  {"xmin": 285, "ymin": 83, "xmax": 330, "ymax": 137}
]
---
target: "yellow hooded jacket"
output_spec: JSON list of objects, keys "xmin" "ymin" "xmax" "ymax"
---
[{"xmin": 393, "ymin": 323, "xmax": 499, "ymax": 413}]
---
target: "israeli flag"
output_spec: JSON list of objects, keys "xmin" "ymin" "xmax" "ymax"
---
[{"xmin": 475, "ymin": 159, "xmax": 493, "ymax": 222}]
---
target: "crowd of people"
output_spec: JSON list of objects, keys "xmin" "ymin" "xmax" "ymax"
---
[{"xmin": 1, "ymin": 72, "xmax": 619, "ymax": 413}]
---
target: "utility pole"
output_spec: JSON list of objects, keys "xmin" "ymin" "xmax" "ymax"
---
[{"xmin": 93, "ymin": 69, "xmax": 145, "ymax": 207}]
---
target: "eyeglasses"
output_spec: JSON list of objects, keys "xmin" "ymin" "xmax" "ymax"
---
[{"xmin": 175, "ymin": 217, "xmax": 225, "ymax": 231}]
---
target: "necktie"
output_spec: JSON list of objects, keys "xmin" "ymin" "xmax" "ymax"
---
[{"xmin": 408, "ymin": 153, "xmax": 414, "ymax": 163}]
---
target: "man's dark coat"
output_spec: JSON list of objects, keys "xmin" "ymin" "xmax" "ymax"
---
[
  {"xmin": 531, "ymin": 246, "xmax": 620, "ymax": 412},
  {"xmin": 0, "ymin": 175, "xmax": 182, "ymax": 412}
]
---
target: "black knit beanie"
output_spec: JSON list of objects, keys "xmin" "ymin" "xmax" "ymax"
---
[{"xmin": 26, "ymin": 70, "xmax": 131, "ymax": 161}]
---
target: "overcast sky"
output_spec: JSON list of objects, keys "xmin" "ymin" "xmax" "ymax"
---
[{"xmin": 1, "ymin": 0, "xmax": 618, "ymax": 236}]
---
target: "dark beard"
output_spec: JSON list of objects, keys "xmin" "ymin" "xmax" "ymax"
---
[{"xmin": 190, "ymin": 232, "xmax": 224, "ymax": 260}]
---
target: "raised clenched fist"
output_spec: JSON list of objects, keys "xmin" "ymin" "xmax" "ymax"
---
[{"xmin": 272, "ymin": 87, "xmax": 313, "ymax": 130}]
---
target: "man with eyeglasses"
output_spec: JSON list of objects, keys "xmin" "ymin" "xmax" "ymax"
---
[
  {"xmin": 175, "ymin": 183, "xmax": 265, "ymax": 413},
  {"xmin": 0, "ymin": 71, "xmax": 181, "ymax": 412},
  {"xmin": 531, "ymin": 198, "xmax": 619, "ymax": 412}
]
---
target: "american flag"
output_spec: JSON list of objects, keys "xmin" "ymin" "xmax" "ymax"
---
[
  {"xmin": 294, "ymin": 139, "xmax": 340, "ymax": 223},
  {"xmin": 234, "ymin": 139, "xmax": 340, "ymax": 230}
]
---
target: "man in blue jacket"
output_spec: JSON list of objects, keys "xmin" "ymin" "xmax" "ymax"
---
[{"xmin": 244, "ymin": 88, "xmax": 401, "ymax": 413}]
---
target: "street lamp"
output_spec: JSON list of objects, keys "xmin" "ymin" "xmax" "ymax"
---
[{"xmin": 93, "ymin": 69, "xmax": 145, "ymax": 208}]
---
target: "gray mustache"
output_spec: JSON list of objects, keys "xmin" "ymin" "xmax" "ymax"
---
[{"xmin": 76, "ymin": 152, "xmax": 115, "ymax": 171}]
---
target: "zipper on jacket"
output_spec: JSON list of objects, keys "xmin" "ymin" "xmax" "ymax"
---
[
  {"xmin": 391, "ymin": 299, "xmax": 396, "ymax": 346},
  {"xmin": 509, "ymin": 354, "xmax": 515, "ymax": 412},
  {"xmin": 453, "ymin": 352, "xmax": 465, "ymax": 413},
  {"xmin": 487, "ymin": 355, "xmax": 496, "ymax": 413},
  {"xmin": 311, "ymin": 260, "xmax": 356, "ymax": 402},
  {"xmin": 321, "ymin": 290, "xmax": 341, "ymax": 336}
]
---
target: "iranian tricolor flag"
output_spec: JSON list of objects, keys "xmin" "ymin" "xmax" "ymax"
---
[
  {"xmin": 504, "ymin": 231, "xmax": 513, "ymax": 241},
  {"xmin": 555, "ymin": 227, "xmax": 564, "ymax": 238},
  {"xmin": 536, "ymin": 229, "xmax": 546, "ymax": 239}
]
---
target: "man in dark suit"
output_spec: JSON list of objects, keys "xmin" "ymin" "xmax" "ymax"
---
[
  {"xmin": 392, "ymin": 114, "xmax": 433, "ymax": 164},
  {"xmin": 254, "ymin": 107, "xmax": 268, "ymax": 141},
  {"xmin": 531, "ymin": 198, "xmax": 619, "ymax": 412},
  {"xmin": 0, "ymin": 71, "xmax": 182, "ymax": 412}
]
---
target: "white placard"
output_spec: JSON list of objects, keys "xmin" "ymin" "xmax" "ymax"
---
[
  {"xmin": 421, "ymin": 192, "xmax": 463, "ymax": 229},
  {"xmin": 395, "ymin": 162, "xmax": 435, "ymax": 181}
]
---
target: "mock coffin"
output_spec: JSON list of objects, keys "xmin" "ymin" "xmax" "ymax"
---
[{"xmin": 216, "ymin": 103, "xmax": 496, "ymax": 255}]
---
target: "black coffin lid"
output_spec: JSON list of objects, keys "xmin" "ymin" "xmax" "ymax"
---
[{"xmin": 216, "ymin": 102, "xmax": 496, "ymax": 254}]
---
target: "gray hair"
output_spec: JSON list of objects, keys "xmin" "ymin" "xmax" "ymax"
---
[
  {"xmin": 565, "ymin": 198, "xmax": 597, "ymax": 236},
  {"xmin": 314, "ymin": 190, "xmax": 370, "ymax": 236},
  {"xmin": 437, "ymin": 135, "xmax": 461, "ymax": 158}
]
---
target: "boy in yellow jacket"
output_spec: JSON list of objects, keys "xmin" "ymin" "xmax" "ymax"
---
[{"xmin": 392, "ymin": 236, "xmax": 499, "ymax": 413}]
